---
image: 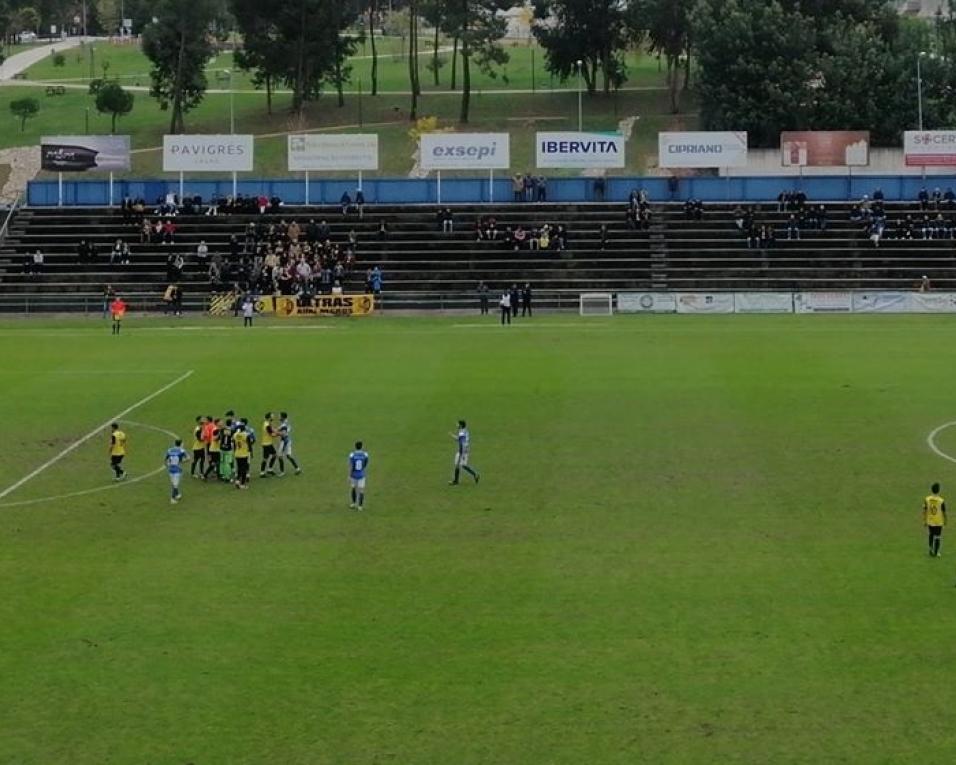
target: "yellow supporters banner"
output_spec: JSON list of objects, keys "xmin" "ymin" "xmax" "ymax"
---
[
  {"xmin": 274, "ymin": 295, "xmax": 375, "ymax": 317},
  {"xmin": 208, "ymin": 291, "xmax": 238, "ymax": 316},
  {"xmin": 254, "ymin": 296, "xmax": 275, "ymax": 314}
]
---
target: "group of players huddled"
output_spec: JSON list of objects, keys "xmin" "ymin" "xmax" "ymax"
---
[{"xmin": 109, "ymin": 415, "xmax": 479, "ymax": 510}]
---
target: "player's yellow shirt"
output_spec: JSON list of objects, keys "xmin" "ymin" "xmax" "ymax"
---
[
  {"xmin": 924, "ymin": 495, "xmax": 946, "ymax": 527},
  {"xmin": 191, "ymin": 425, "xmax": 204, "ymax": 451},
  {"xmin": 110, "ymin": 430, "xmax": 127, "ymax": 456},
  {"xmin": 209, "ymin": 429, "xmax": 221, "ymax": 453},
  {"xmin": 234, "ymin": 431, "xmax": 250, "ymax": 459},
  {"xmin": 262, "ymin": 422, "xmax": 274, "ymax": 447}
]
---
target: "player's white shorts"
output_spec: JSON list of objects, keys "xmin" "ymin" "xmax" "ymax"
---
[
  {"xmin": 169, "ymin": 471, "xmax": 181, "ymax": 489},
  {"xmin": 279, "ymin": 439, "xmax": 294, "ymax": 457},
  {"xmin": 454, "ymin": 449, "xmax": 470, "ymax": 467},
  {"xmin": 350, "ymin": 477, "xmax": 366, "ymax": 490}
]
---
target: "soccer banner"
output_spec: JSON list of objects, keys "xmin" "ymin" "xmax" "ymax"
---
[
  {"xmin": 675, "ymin": 293, "xmax": 734, "ymax": 314},
  {"xmin": 536, "ymin": 131, "xmax": 626, "ymax": 169},
  {"xmin": 616, "ymin": 292, "xmax": 677, "ymax": 313},
  {"xmin": 910, "ymin": 292, "xmax": 956, "ymax": 313},
  {"xmin": 733, "ymin": 292, "xmax": 793, "ymax": 314},
  {"xmin": 419, "ymin": 133, "xmax": 510, "ymax": 170},
  {"xmin": 208, "ymin": 291, "xmax": 238, "ymax": 316},
  {"xmin": 780, "ymin": 131, "xmax": 869, "ymax": 167},
  {"xmin": 658, "ymin": 131, "xmax": 748, "ymax": 168},
  {"xmin": 288, "ymin": 134, "xmax": 379, "ymax": 171},
  {"xmin": 254, "ymin": 296, "xmax": 275, "ymax": 314},
  {"xmin": 793, "ymin": 291, "xmax": 853, "ymax": 314},
  {"xmin": 41, "ymin": 135, "xmax": 131, "ymax": 172},
  {"xmin": 163, "ymin": 134, "xmax": 254, "ymax": 172},
  {"xmin": 903, "ymin": 131, "xmax": 956, "ymax": 166},
  {"xmin": 851, "ymin": 292, "xmax": 910, "ymax": 313},
  {"xmin": 274, "ymin": 295, "xmax": 375, "ymax": 317}
]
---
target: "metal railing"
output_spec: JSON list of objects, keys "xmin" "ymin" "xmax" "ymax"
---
[{"xmin": 0, "ymin": 192, "xmax": 22, "ymax": 246}]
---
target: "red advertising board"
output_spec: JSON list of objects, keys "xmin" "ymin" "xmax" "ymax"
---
[{"xmin": 780, "ymin": 131, "xmax": 870, "ymax": 167}]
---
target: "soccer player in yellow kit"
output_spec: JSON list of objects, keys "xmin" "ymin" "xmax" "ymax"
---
[
  {"xmin": 259, "ymin": 412, "xmax": 278, "ymax": 477},
  {"xmin": 923, "ymin": 482, "xmax": 946, "ymax": 558},
  {"xmin": 109, "ymin": 422, "xmax": 127, "ymax": 480},
  {"xmin": 233, "ymin": 424, "xmax": 251, "ymax": 489}
]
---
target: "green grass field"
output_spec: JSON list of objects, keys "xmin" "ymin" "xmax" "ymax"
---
[{"xmin": 2, "ymin": 314, "xmax": 956, "ymax": 763}]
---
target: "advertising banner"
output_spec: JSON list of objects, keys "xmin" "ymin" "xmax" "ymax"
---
[
  {"xmin": 288, "ymin": 133, "xmax": 379, "ymax": 171},
  {"xmin": 536, "ymin": 131, "xmax": 626, "ymax": 169},
  {"xmin": 675, "ymin": 293, "xmax": 735, "ymax": 314},
  {"xmin": 616, "ymin": 292, "xmax": 678, "ymax": 314},
  {"xmin": 41, "ymin": 135, "xmax": 131, "ymax": 172},
  {"xmin": 910, "ymin": 292, "xmax": 956, "ymax": 313},
  {"xmin": 733, "ymin": 292, "xmax": 794, "ymax": 313},
  {"xmin": 851, "ymin": 292, "xmax": 910, "ymax": 313},
  {"xmin": 658, "ymin": 131, "xmax": 749, "ymax": 168},
  {"xmin": 780, "ymin": 131, "xmax": 869, "ymax": 167},
  {"xmin": 163, "ymin": 134, "xmax": 254, "ymax": 172},
  {"xmin": 793, "ymin": 291, "xmax": 853, "ymax": 313},
  {"xmin": 274, "ymin": 294, "xmax": 375, "ymax": 317},
  {"xmin": 903, "ymin": 131, "xmax": 956, "ymax": 167},
  {"xmin": 419, "ymin": 133, "xmax": 510, "ymax": 170}
]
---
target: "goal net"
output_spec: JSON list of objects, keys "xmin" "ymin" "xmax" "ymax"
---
[{"xmin": 579, "ymin": 293, "xmax": 613, "ymax": 316}]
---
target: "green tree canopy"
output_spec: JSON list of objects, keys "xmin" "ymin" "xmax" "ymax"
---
[
  {"xmin": 95, "ymin": 81, "xmax": 135, "ymax": 133},
  {"xmin": 9, "ymin": 96, "xmax": 38, "ymax": 132}
]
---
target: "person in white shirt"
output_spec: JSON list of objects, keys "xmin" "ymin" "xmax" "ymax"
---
[
  {"xmin": 196, "ymin": 240, "xmax": 209, "ymax": 261},
  {"xmin": 31, "ymin": 249, "xmax": 44, "ymax": 276},
  {"xmin": 241, "ymin": 296, "xmax": 255, "ymax": 327},
  {"xmin": 331, "ymin": 281, "xmax": 344, "ymax": 296},
  {"xmin": 499, "ymin": 290, "xmax": 511, "ymax": 325}
]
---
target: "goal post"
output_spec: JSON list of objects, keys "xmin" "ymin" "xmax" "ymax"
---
[{"xmin": 579, "ymin": 293, "xmax": 613, "ymax": 316}]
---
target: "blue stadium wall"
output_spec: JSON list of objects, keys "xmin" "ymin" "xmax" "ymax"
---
[{"xmin": 27, "ymin": 175, "xmax": 956, "ymax": 206}]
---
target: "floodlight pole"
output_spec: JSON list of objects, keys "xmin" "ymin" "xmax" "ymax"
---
[
  {"xmin": 918, "ymin": 52, "xmax": 925, "ymax": 131},
  {"xmin": 576, "ymin": 59, "xmax": 583, "ymax": 132}
]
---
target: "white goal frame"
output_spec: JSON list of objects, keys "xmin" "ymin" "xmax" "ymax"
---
[{"xmin": 579, "ymin": 293, "xmax": 613, "ymax": 316}]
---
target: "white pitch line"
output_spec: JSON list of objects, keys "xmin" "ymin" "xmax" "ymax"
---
[
  {"xmin": 927, "ymin": 421, "xmax": 956, "ymax": 464},
  {"xmin": 0, "ymin": 370, "xmax": 194, "ymax": 502}
]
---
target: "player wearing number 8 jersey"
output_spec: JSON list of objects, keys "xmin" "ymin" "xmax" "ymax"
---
[
  {"xmin": 349, "ymin": 441, "xmax": 369, "ymax": 510},
  {"xmin": 923, "ymin": 483, "xmax": 946, "ymax": 558}
]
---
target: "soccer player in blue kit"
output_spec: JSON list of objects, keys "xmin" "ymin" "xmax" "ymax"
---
[
  {"xmin": 165, "ymin": 438, "xmax": 189, "ymax": 504},
  {"xmin": 349, "ymin": 441, "xmax": 369, "ymax": 510},
  {"xmin": 449, "ymin": 419, "xmax": 480, "ymax": 485}
]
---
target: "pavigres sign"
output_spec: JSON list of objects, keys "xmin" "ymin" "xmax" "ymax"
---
[
  {"xmin": 163, "ymin": 135, "xmax": 254, "ymax": 172},
  {"xmin": 658, "ymin": 131, "xmax": 748, "ymax": 168},
  {"xmin": 419, "ymin": 133, "xmax": 510, "ymax": 170},
  {"xmin": 536, "ymin": 132, "xmax": 626, "ymax": 169}
]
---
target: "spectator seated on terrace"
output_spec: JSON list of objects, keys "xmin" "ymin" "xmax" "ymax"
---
[
  {"xmin": 683, "ymin": 198, "xmax": 704, "ymax": 221},
  {"xmin": 476, "ymin": 215, "xmax": 499, "ymax": 241},
  {"xmin": 777, "ymin": 189, "xmax": 807, "ymax": 212}
]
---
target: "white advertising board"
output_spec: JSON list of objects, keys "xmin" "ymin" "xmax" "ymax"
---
[
  {"xmin": 658, "ymin": 131, "xmax": 748, "ymax": 168},
  {"xmin": 616, "ymin": 292, "xmax": 677, "ymax": 313},
  {"xmin": 903, "ymin": 131, "xmax": 956, "ymax": 167},
  {"xmin": 793, "ymin": 291, "xmax": 853, "ymax": 314},
  {"xmin": 536, "ymin": 131, "xmax": 626, "ymax": 169},
  {"xmin": 163, "ymin": 134, "xmax": 254, "ymax": 172},
  {"xmin": 910, "ymin": 292, "xmax": 956, "ymax": 313},
  {"xmin": 287, "ymin": 134, "xmax": 379, "ymax": 171},
  {"xmin": 734, "ymin": 293, "xmax": 794, "ymax": 313},
  {"xmin": 851, "ymin": 292, "xmax": 911, "ymax": 313},
  {"xmin": 676, "ymin": 293, "xmax": 735, "ymax": 314},
  {"xmin": 419, "ymin": 133, "xmax": 510, "ymax": 170}
]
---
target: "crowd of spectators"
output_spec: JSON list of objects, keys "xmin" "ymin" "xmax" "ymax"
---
[
  {"xmin": 512, "ymin": 173, "xmax": 548, "ymax": 202},
  {"xmin": 473, "ymin": 214, "xmax": 568, "ymax": 252},
  {"xmin": 626, "ymin": 188, "xmax": 652, "ymax": 230}
]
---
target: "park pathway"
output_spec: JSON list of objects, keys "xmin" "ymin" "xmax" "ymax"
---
[{"xmin": 0, "ymin": 37, "xmax": 106, "ymax": 82}]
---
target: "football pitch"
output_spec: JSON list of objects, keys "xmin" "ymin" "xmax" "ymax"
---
[{"xmin": 2, "ymin": 313, "xmax": 956, "ymax": 763}]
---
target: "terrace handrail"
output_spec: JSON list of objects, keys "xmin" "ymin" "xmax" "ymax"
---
[{"xmin": 0, "ymin": 192, "xmax": 22, "ymax": 246}]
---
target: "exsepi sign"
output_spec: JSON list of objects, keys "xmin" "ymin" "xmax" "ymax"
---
[
  {"xmin": 535, "ymin": 131, "xmax": 626, "ymax": 169},
  {"xmin": 903, "ymin": 131, "xmax": 956, "ymax": 166},
  {"xmin": 419, "ymin": 133, "xmax": 510, "ymax": 170},
  {"xmin": 163, "ymin": 135, "xmax": 254, "ymax": 172},
  {"xmin": 288, "ymin": 134, "xmax": 379, "ymax": 171},
  {"xmin": 41, "ymin": 135, "xmax": 131, "ymax": 172},
  {"xmin": 657, "ymin": 131, "xmax": 749, "ymax": 168}
]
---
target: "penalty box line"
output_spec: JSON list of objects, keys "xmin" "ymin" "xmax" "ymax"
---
[{"xmin": 0, "ymin": 369, "xmax": 195, "ymax": 502}]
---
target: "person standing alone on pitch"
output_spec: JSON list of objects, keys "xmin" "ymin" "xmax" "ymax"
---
[
  {"xmin": 924, "ymin": 483, "xmax": 947, "ymax": 557},
  {"xmin": 449, "ymin": 420, "xmax": 480, "ymax": 485},
  {"xmin": 110, "ymin": 295, "xmax": 127, "ymax": 335},
  {"xmin": 165, "ymin": 439, "xmax": 189, "ymax": 504},
  {"xmin": 521, "ymin": 283, "xmax": 533, "ymax": 317},
  {"xmin": 349, "ymin": 441, "xmax": 370, "ymax": 510},
  {"xmin": 109, "ymin": 422, "xmax": 127, "ymax": 480}
]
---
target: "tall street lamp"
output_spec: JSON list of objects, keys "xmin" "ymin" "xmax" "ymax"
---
[
  {"xmin": 224, "ymin": 68, "xmax": 235, "ymax": 134},
  {"xmin": 576, "ymin": 59, "xmax": 583, "ymax": 131},
  {"xmin": 918, "ymin": 51, "xmax": 930, "ymax": 130}
]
